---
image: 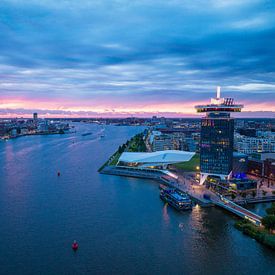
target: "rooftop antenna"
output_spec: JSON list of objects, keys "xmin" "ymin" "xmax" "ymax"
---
[{"xmin": 216, "ymin": 86, "xmax": 221, "ymax": 99}]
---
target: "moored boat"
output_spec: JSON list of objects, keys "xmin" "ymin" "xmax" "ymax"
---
[{"xmin": 159, "ymin": 185, "xmax": 192, "ymax": 211}]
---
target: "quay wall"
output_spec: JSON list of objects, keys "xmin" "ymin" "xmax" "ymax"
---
[{"xmin": 100, "ymin": 165, "xmax": 213, "ymax": 207}]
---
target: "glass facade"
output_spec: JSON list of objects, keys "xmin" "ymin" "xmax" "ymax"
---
[{"xmin": 200, "ymin": 113, "xmax": 234, "ymax": 176}]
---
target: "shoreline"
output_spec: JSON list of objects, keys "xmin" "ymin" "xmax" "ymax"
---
[
  {"xmin": 0, "ymin": 130, "xmax": 75, "ymax": 141},
  {"xmin": 235, "ymin": 220, "xmax": 275, "ymax": 250}
]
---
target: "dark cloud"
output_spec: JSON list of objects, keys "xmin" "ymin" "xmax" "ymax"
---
[{"xmin": 0, "ymin": 0, "xmax": 274, "ymax": 115}]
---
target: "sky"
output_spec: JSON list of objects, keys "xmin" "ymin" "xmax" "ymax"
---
[{"xmin": 0, "ymin": 0, "xmax": 275, "ymax": 118}]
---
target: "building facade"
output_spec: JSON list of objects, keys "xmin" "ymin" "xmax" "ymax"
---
[
  {"xmin": 195, "ymin": 87, "xmax": 243, "ymax": 184},
  {"xmin": 235, "ymin": 135, "xmax": 275, "ymax": 154}
]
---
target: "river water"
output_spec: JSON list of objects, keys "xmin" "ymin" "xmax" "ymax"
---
[{"xmin": 0, "ymin": 123, "xmax": 274, "ymax": 275}]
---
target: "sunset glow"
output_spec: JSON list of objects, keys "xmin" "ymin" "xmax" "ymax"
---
[{"xmin": 0, "ymin": 1, "xmax": 274, "ymax": 117}]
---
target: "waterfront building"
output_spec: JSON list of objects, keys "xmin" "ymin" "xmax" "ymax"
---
[
  {"xmin": 10, "ymin": 128, "xmax": 17, "ymax": 137},
  {"xmin": 195, "ymin": 87, "xmax": 243, "ymax": 184},
  {"xmin": 117, "ymin": 150, "xmax": 195, "ymax": 169},
  {"xmin": 20, "ymin": 127, "xmax": 29, "ymax": 135}
]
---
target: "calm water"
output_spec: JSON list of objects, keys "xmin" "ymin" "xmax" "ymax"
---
[{"xmin": 0, "ymin": 123, "xmax": 274, "ymax": 275}]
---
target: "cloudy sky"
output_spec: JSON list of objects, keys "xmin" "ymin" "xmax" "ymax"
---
[{"xmin": 0, "ymin": 0, "xmax": 275, "ymax": 117}]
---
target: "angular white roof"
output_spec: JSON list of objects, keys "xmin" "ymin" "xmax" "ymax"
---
[{"xmin": 118, "ymin": 150, "xmax": 195, "ymax": 164}]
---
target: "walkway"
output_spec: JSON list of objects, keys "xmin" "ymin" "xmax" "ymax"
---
[{"xmin": 215, "ymin": 197, "xmax": 262, "ymax": 226}]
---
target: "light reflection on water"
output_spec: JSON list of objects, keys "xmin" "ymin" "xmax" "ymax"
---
[{"xmin": 162, "ymin": 203, "xmax": 170, "ymax": 225}]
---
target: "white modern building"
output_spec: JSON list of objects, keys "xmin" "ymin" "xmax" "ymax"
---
[{"xmin": 117, "ymin": 150, "xmax": 195, "ymax": 169}]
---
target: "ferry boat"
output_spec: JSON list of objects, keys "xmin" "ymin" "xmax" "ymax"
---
[{"xmin": 159, "ymin": 185, "xmax": 192, "ymax": 211}]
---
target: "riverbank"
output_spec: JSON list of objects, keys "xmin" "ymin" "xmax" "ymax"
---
[
  {"xmin": 98, "ymin": 131, "xmax": 146, "ymax": 172},
  {"xmin": 0, "ymin": 130, "xmax": 74, "ymax": 140},
  {"xmin": 235, "ymin": 220, "xmax": 275, "ymax": 250}
]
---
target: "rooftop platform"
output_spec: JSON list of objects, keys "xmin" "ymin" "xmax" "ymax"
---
[{"xmin": 195, "ymin": 86, "xmax": 243, "ymax": 113}]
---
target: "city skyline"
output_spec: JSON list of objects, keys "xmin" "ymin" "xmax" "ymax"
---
[{"xmin": 0, "ymin": 1, "xmax": 275, "ymax": 118}]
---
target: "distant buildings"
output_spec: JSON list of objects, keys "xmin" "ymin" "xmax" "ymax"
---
[
  {"xmin": 149, "ymin": 128, "xmax": 199, "ymax": 152},
  {"xmin": 195, "ymin": 87, "xmax": 243, "ymax": 184},
  {"xmin": 233, "ymin": 122, "xmax": 275, "ymax": 183},
  {"xmin": 152, "ymin": 132, "xmax": 187, "ymax": 151},
  {"xmin": 152, "ymin": 134, "xmax": 176, "ymax": 151},
  {"xmin": 33, "ymin": 112, "xmax": 38, "ymax": 121},
  {"xmin": 0, "ymin": 114, "xmax": 70, "ymax": 139},
  {"xmin": 235, "ymin": 132, "xmax": 275, "ymax": 154}
]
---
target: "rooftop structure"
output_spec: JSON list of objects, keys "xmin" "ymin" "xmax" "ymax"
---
[{"xmin": 195, "ymin": 86, "xmax": 243, "ymax": 114}]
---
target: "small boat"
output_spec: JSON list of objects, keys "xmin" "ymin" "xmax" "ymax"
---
[
  {"xmin": 72, "ymin": 240, "xmax": 78, "ymax": 251},
  {"xmin": 81, "ymin": 132, "xmax": 92, "ymax": 136},
  {"xmin": 159, "ymin": 185, "xmax": 192, "ymax": 211}
]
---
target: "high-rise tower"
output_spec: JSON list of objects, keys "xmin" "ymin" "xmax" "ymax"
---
[
  {"xmin": 33, "ymin": 112, "xmax": 38, "ymax": 121},
  {"xmin": 195, "ymin": 87, "xmax": 243, "ymax": 184}
]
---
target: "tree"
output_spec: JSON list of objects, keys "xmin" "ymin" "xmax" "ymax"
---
[
  {"xmin": 262, "ymin": 215, "xmax": 275, "ymax": 232},
  {"xmin": 118, "ymin": 146, "xmax": 123, "ymax": 154},
  {"xmin": 266, "ymin": 203, "xmax": 275, "ymax": 215},
  {"xmin": 266, "ymin": 207, "xmax": 275, "ymax": 216}
]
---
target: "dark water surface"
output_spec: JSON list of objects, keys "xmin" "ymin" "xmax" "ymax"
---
[{"xmin": 0, "ymin": 123, "xmax": 274, "ymax": 275}]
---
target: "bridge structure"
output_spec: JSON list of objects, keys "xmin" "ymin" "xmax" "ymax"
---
[{"xmin": 214, "ymin": 196, "xmax": 262, "ymax": 226}]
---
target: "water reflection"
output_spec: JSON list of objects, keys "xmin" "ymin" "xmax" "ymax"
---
[{"xmin": 162, "ymin": 203, "xmax": 170, "ymax": 224}]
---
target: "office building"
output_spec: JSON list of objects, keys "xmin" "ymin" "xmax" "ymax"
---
[{"xmin": 195, "ymin": 87, "xmax": 243, "ymax": 184}]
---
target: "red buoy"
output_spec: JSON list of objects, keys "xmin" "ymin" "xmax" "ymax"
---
[{"xmin": 72, "ymin": 240, "xmax": 78, "ymax": 251}]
